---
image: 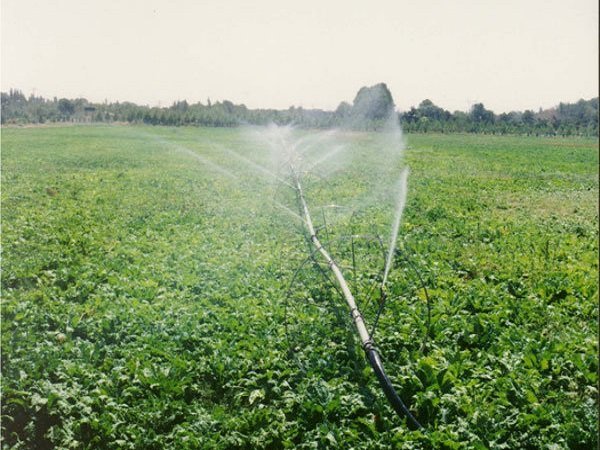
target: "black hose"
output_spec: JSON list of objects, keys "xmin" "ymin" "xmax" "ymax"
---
[{"xmin": 364, "ymin": 343, "xmax": 422, "ymax": 430}]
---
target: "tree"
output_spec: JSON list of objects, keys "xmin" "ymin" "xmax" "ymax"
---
[
  {"xmin": 222, "ymin": 100, "xmax": 235, "ymax": 114},
  {"xmin": 470, "ymin": 103, "xmax": 494, "ymax": 125},
  {"xmin": 522, "ymin": 110, "xmax": 535, "ymax": 127},
  {"xmin": 58, "ymin": 98, "xmax": 75, "ymax": 118},
  {"xmin": 400, "ymin": 107, "xmax": 419, "ymax": 124},
  {"xmin": 416, "ymin": 99, "xmax": 451, "ymax": 123},
  {"xmin": 335, "ymin": 101, "xmax": 352, "ymax": 118},
  {"xmin": 351, "ymin": 83, "xmax": 394, "ymax": 121}
]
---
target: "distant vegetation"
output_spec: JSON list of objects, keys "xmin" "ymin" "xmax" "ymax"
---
[
  {"xmin": 1, "ymin": 84, "xmax": 598, "ymax": 136},
  {"xmin": 400, "ymin": 98, "xmax": 598, "ymax": 136}
]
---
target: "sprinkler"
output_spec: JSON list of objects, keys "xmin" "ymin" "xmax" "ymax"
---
[{"xmin": 289, "ymin": 163, "xmax": 422, "ymax": 430}]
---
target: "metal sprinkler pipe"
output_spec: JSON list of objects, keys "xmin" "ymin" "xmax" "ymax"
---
[{"xmin": 289, "ymin": 166, "xmax": 422, "ymax": 430}]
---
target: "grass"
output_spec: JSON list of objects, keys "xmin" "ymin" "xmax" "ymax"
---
[{"xmin": 1, "ymin": 125, "xmax": 598, "ymax": 449}]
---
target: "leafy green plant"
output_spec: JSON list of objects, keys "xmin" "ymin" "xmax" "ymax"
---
[{"xmin": 1, "ymin": 126, "xmax": 598, "ymax": 448}]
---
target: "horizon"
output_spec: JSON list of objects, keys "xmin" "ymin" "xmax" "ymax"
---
[
  {"xmin": 2, "ymin": 84, "xmax": 598, "ymax": 115},
  {"xmin": 2, "ymin": 0, "xmax": 598, "ymax": 113}
]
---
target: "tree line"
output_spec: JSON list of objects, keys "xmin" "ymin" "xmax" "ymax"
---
[
  {"xmin": 400, "ymin": 98, "xmax": 598, "ymax": 136},
  {"xmin": 1, "ymin": 85, "xmax": 597, "ymax": 136}
]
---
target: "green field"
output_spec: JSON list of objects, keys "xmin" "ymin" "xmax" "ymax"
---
[{"xmin": 1, "ymin": 125, "xmax": 598, "ymax": 449}]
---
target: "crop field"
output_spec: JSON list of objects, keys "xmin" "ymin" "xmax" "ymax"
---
[{"xmin": 1, "ymin": 125, "xmax": 598, "ymax": 449}]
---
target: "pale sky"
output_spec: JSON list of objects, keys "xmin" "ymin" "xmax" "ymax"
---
[{"xmin": 1, "ymin": 0, "xmax": 598, "ymax": 113}]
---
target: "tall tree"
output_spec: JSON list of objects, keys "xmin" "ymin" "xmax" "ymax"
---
[{"xmin": 351, "ymin": 83, "xmax": 395, "ymax": 121}]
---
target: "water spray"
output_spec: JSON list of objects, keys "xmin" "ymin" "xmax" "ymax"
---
[
  {"xmin": 157, "ymin": 124, "xmax": 423, "ymax": 427},
  {"xmin": 382, "ymin": 167, "xmax": 410, "ymax": 287}
]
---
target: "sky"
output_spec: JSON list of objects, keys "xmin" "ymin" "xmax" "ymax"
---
[{"xmin": 1, "ymin": 0, "xmax": 598, "ymax": 113}]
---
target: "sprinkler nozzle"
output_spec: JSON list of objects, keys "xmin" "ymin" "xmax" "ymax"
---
[{"xmin": 379, "ymin": 286, "xmax": 387, "ymax": 306}]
